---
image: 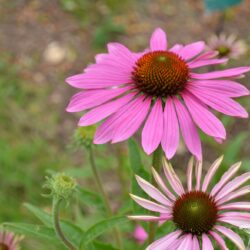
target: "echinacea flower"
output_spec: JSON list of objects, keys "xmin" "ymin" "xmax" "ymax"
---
[
  {"xmin": 0, "ymin": 231, "xmax": 23, "ymax": 250},
  {"xmin": 207, "ymin": 33, "xmax": 248, "ymax": 59},
  {"xmin": 128, "ymin": 156, "xmax": 250, "ymax": 249},
  {"xmin": 66, "ymin": 28, "xmax": 250, "ymax": 160},
  {"xmin": 133, "ymin": 225, "xmax": 148, "ymax": 245}
]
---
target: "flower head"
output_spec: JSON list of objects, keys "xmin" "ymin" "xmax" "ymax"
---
[
  {"xmin": 128, "ymin": 156, "xmax": 250, "ymax": 249},
  {"xmin": 0, "ymin": 231, "xmax": 23, "ymax": 250},
  {"xmin": 207, "ymin": 33, "xmax": 248, "ymax": 59},
  {"xmin": 66, "ymin": 28, "xmax": 250, "ymax": 160}
]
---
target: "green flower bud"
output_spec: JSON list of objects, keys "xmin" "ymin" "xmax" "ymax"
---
[{"xmin": 73, "ymin": 126, "xmax": 96, "ymax": 149}]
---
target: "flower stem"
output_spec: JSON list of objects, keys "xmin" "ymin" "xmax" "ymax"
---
[
  {"xmin": 52, "ymin": 198, "xmax": 77, "ymax": 250},
  {"xmin": 88, "ymin": 146, "xmax": 123, "ymax": 250},
  {"xmin": 148, "ymin": 146, "xmax": 163, "ymax": 244}
]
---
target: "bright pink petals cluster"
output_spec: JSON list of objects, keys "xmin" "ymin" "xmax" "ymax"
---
[
  {"xmin": 66, "ymin": 28, "xmax": 250, "ymax": 160},
  {"xmin": 128, "ymin": 156, "xmax": 250, "ymax": 250}
]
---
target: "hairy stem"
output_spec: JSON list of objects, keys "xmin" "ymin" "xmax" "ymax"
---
[
  {"xmin": 52, "ymin": 198, "xmax": 77, "ymax": 250},
  {"xmin": 148, "ymin": 146, "xmax": 163, "ymax": 244}
]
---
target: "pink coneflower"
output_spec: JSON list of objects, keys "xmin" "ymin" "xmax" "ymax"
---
[
  {"xmin": 133, "ymin": 225, "xmax": 148, "ymax": 245},
  {"xmin": 0, "ymin": 231, "xmax": 23, "ymax": 250},
  {"xmin": 128, "ymin": 156, "xmax": 250, "ymax": 249},
  {"xmin": 207, "ymin": 33, "xmax": 248, "ymax": 59},
  {"xmin": 66, "ymin": 28, "xmax": 250, "ymax": 160}
]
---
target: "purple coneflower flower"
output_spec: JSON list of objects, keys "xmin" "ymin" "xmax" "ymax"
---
[
  {"xmin": 207, "ymin": 33, "xmax": 248, "ymax": 59},
  {"xmin": 0, "ymin": 231, "xmax": 23, "ymax": 250},
  {"xmin": 66, "ymin": 28, "xmax": 250, "ymax": 160},
  {"xmin": 129, "ymin": 156, "xmax": 250, "ymax": 249}
]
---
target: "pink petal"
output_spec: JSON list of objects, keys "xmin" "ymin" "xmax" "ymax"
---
[
  {"xmin": 128, "ymin": 215, "xmax": 164, "ymax": 221},
  {"xmin": 202, "ymin": 155, "xmax": 224, "ymax": 192},
  {"xmin": 217, "ymin": 185, "xmax": 250, "ymax": 205},
  {"xmin": 150, "ymin": 28, "xmax": 167, "ymax": 51},
  {"xmin": 219, "ymin": 202, "xmax": 250, "ymax": 211},
  {"xmin": 188, "ymin": 58, "xmax": 228, "ymax": 68},
  {"xmin": 133, "ymin": 225, "xmax": 148, "ymax": 244},
  {"xmin": 158, "ymin": 213, "xmax": 173, "ymax": 226},
  {"xmin": 135, "ymin": 175, "xmax": 172, "ymax": 206},
  {"xmin": 78, "ymin": 93, "xmax": 135, "ymax": 126},
  {"xmin": 142, "ymin": 99, "xmax": 163, "ymax": 155},
  {"xmin": 130, "ymin": 194, "xmax": 170, "ymax": 213},
  {"xmin": 66, "ymin": 86, "xmax": 131, "ymax": 112},
  {"xmin": 209, "ymin": 231, "xmax": 228, "ymax": 250},
  {"xmin": 146, "ymin": 230, "xmax": 182, "ymax": 250},
  {"xmin": 176, "ymin": 234, "xmax": 193, "ymax": 250},
  {"xmin": 188, "ymin": 87, "xmax": 248, "ymax": 118},
  {"xmin": 195, "ymin": 160, "xmax": 203, "ymax": 190},
  {"xmin": 183, "ymin": 90, "xmax": 226, "ymax": 139},
  {"xmin": 218, "ymin": 215, "xmax": 250, "ymax": 228},
  {"xmin": 111, "ymin": 97, "xmax": 151, "ymax": 143},
  {"xmin": 192, "ymin": 235, "xmax": 200, "ymax": 250},
  {"xmin": 163, "ymin": 158, "xmax": 185, "ymax": 196},
  {"xmin": 169, "ymin": 44, "xmax": 183, "ymax": 53},
  {"xmin": 189, "ymin": 80, "xmax": 250, "ymax": 97},
  {"xmin": 187, "ymin": 157, "xmax": 194, "ymax": 192},
  {"xmin": 202, "ymin": 234, "xmax": 214, "ymax": 250},
  {"xmin": 151, "ymin": 167, "xmax": 176, "ymax": 201},
  {"xmin": 191, "ymin": 67, "xmax": 250, "ymax": 80},
  {"xmin": 215, "ymin": 225, "xmax": 245, "ymax": 250},
  {"xmin": 178, "ymin": 41, "xmax": 205, "ymax": 60},
  {"xmin": 161, "ymin": 98, "xmax": 180, "ymax": 159},
  {"xmin": 173, "ymin": 97, "xmax": 202, "ymax": 160},
  {"xmin": 211, "ymin": 162, "xmax": 241, "ymax": 196},
  {"xmin": 190, "ymin": 51, "xmax": 218, "ymax": 62},
  {"xmin": 215, "ymin": 172, "xmax": 250, "ymax": 201}
]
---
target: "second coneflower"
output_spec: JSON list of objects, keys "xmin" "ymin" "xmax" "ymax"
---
[
  {"xmin": 129, "ymin": 156, "xmax": 250, "ymax": 249},
  {"xmin": 66, "ymin": 28, "xmax": 250, "ymax": 160}
]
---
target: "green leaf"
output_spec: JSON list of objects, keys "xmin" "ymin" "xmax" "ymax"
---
[
  {"xmin": 24, "ymin": 203, "xmax": 84, "ymax": 246},
  {"xmin": 204, "ymin": 0, "xmax": 242, "ymax": 12},
  {"xmin": 93, "ymin": 241, "xmax": 118, "ymax": 250},
  {"xmin": 2, "ymin": 222, "xmax": 66, "ymax": 249},
  {"xmin": 79, "ymin": 216, "xmax": 128, "ymax": 249}
]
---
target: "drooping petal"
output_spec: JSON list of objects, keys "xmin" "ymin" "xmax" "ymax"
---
[
  {"xmin": 130, "ymin": 194, "xmax": 170, "ymax": 213},
  {"xmin": 176, "ymin": 234, "xmax": 193, "ymax": 250},
  {"xmin": 178, "ymin": 41, "xmax": 205, "ymax": 60},
  {"xmin": 188, "ymin": 58, "xmax": 228, "ymax": 68},
  {"xmin": 190, "ymin": 51, "xmax": 218, "ymax": 62},
  {"xmin": 173, "ymin": 97, "xmax": 202, "ymax": 160},
  {"xmin": 209, "ymin": 231, "xmax": 228, "ymax": 250},
  {"xmin": 202, "ymin": 155, "xmax": 224, "ymax": 192},
  {"xmin": 187, "ymin": 157, "xmax": 194, "ymax": 192},
  {"xmin": 161, "ymin": 97, "xmax": 180, "ymax": 159},
  {"xmin": 78, "ymin": 93, "xmax": 135, "ymax": 126},
  {"xmin": 146, "ymin": 230, "xmax": 182, "ymax": 250},
  {"xmin": 191, "ymin": 67, "xmax": 250, "ymax": 80},
  {"xmin": 135, "ymin": 175, "xmax": 172, "ymax": 206},
  {"xmin": 218, "ymin": 214, "xmax": 250, "ymax": 228},
  {"xmin": 215, "ymin": 225, "xmax": 245, "ymax": 250},
  {"xmin": 151, "ymin": 167, "xmax": 176, "ymax": 201},
  {"xmin": 150, "ymin": 28, "xmax": 167, "ymax": 51},
  {"xmin": 163, "ymin": 158, "xmax": 185, "ymax": 196},
  {"xmin": 188, "ymin": 80, "xmax": 250, "ymax": 97},
  {"xmin": 142, "ymin": 99, "xmax": 164, "ymax": 155},
  {"xmin": 215, "ymin": 172, "xmax": 250, "ymax": 201},
  {"xmin": 192, "ymin": 235, "xmax": 200, "ymax": 250},
  {"xmin": 211, "ymin": 162, "xmax": 241, "ymax": 196},
  {"xmin": 111, "ymin": 97, "xmax": 151, "ymax": 143},
  {"xmin": 217, "ymin": 185, "xmax": 250, "ymax": 205},
  {"xmin": 202, "ymin": 234, "xmax": 214, "ymax": 250},
  {"xmin": 66, "ymin": 86, "xmax": 131, "ymax": 112},
  {"xmin": 182, "ymin": 91, "xmax": 226, "ymax": 139},
  {"xmin": 195, "ymin": 160, "xmax": 203, "ymax": 190},
  {"xmin": 219, "ymin": 202, "xmax": 250, "ymax": 211},
  {"xmin": 127, "ymin": 215, "xmax": 163, "ymax": 221},
  {"xmin": 187, "ymin": 87, "xmax": 248, "ymax": 118}
]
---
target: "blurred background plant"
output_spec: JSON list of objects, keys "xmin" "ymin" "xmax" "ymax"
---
[{"xmin": 0, "ymin": 0, "xmax": 249, "ymax": 249}]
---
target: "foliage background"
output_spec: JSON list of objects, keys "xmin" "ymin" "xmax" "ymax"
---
[{"xmin": 0, "ymin": 0, "xmax": 249, "ymax": 249}]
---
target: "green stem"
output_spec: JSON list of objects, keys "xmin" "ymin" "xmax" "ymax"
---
[
  {"xmin": 89, "ymin": 146, "xmax": 123, "ymax": 250},
  {"xmin": 52, "ymin": 198, "xmax": 77, "ymax": 250},
  {"xmin": 148, "ymin": 146, "xmax": 163, "ymax": 244}
]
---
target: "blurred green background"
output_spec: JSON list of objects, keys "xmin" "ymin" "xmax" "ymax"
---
[{"xmin": 0, "ymin": 0, "xmax": 249, "ymax": 249}]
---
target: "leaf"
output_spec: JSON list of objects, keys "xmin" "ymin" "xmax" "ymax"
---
[
  {"xmin": 2, "ymin": 222, "xmax": 66, "ymax": 249},
  {"xmin": 79, "ymin": 216, "xmax": 128, "ymax": 249},
  {"xmin": 93, "ymin": 241, "xmax": 118, "ymax": 250},
  {"xmin": 204, "ymin": 0, "xmax": 242, "ymax": 12},
  {"xmin": 24, "ymin": 203, "xmax": 84, "ymax": 246}
]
